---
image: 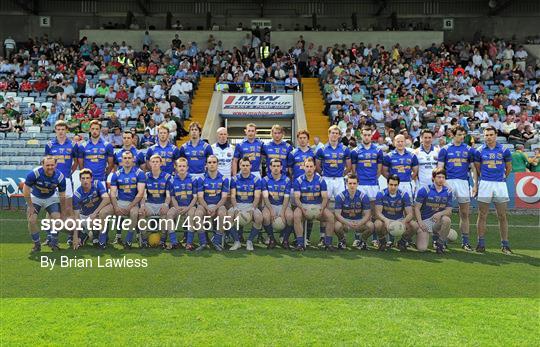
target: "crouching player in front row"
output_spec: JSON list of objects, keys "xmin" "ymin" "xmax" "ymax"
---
[
  {"xmin": 141, "ymin": 154, "xmax": 172, "ymax": 249},
  {"xmin": 195, "ymin": 155, "xmax": 230, "ymax": 251},
  {"xmin": 229, "ymin": 156, "xmax": 263, "ymax": 251},
  {"xmin": 374, "ymin": 174, "xmax": 418, "ymax": 251},
  {"xmin": 293, "ymin": 157, "xmax": 335, "ymax": 251},
  {"xmin": 24, "ymin": 156, "xmax": 67, "ymax": 252},
  {"xmin": 334, "ymin": 173, "xmax": 373, "ymax": 250},
  {"xmin": 109, "ymin": 151, "xmax": 146, "ymax": 249},
  {"xmin": 414, "ymin": 168, "xmax": 453, "ymax": 254},
  {"xmin": 262, "ymin": 158, "xmax": 294, "ymax": 249},
  {"xmin": 168, "ymin": 158, "xmax": 198, "ymax": 250},
  {"xmin": 73, "ymin": 168, "xmax": 113, "ymax": 248}
]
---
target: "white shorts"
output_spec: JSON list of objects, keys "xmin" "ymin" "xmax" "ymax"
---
[
  {"xmin": 422, "ymin": 217, "xmax": 436, "ymax": 234},
  {"xmin": 145, "ymin": 202, "xmax": 164, "ymax": 216},
  {"xmin": 236, "ymin": 203, "xmax": 252, "ymax": 213},
  {"xmin": 446, "ymin": 179, "xmax": 470, "ymax": 204},
  {"xmin": 65, "ymin": 178, "xmax": 73, "ymax": 198},
  {"xmin": 340, "ymin": 217, "xmax": 362, "ymax": 232},
  {"xmin": 323, "ymin": 176, "xmax": 345, "ymax": 201},
  {"xmin": 398, "ymin": 182, "xmax": 414, "ymax": 199},
  {"xmin": 477, "ymin": 180, "xmax": 509, "ymax": 204},
  {"xmin": 31, "ymin": 193, "xmax": 60, "ymax": 211},
  {"xmin": 118, "ymin": 200, "xmax": 131, "ymax": 210},
  {"xmin": 358, "ymin": 185, "xmax": 379, "ymax": 201},
  {"xmin": 270, "ymin": 204, "xmax": 283, "ymax": 216}
]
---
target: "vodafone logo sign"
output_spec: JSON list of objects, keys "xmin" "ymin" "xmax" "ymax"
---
[{"xmin": 515, "ymin": 173, "xmax": 540, "ymax": 208}]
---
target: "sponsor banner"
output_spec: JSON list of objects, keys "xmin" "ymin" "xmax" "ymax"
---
[
  {"xmin": 514, "ymin": 172, "xmax": 540, "ymax": 209},
  {"xmin": 0, "ymin": 170, "xmax": 27, "ymax": 197},
  {"xmin": 222, "ymin": 94, "xmax": 294, "ymax": 116}
]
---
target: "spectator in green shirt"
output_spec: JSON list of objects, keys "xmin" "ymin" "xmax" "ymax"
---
[
  {"xmin": 96, "ymin": 81, "xmax": 109, "ymax": 97},
  {"xmin": 529, "ymin": 149, "xmax": 540, "ymax": 172},
  {"xmin": 511, "ymin": 144, "xmax": 530, "ymax": 172}
]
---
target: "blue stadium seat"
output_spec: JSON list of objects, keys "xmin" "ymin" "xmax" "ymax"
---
[{"xmin": 5, "ymin": 133, "xmax": 19, "ymax": 140}]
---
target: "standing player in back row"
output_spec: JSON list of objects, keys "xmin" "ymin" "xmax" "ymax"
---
[
  {"xmin": 262, "ymin": 124, "xmax": 293, "ymax": 177},
  {"xmin": 474, "ymin": 126, "xmax": 513, "ymax": 254},
  {"xmin": 315, "ymin": 125, "xmax": 350, "ymax": 245},
  {"xmin": 437, "ymin": 125, "xmax": 477, "ymax": 251},
  {"xmin": 233, "ymin": 123, "xmax": 264, "ymax": 178},
  {"xmin": 179, "ymin": 121, "xmax": 213, "ymax": 180},
  {"xmin": 146, "ymin": 124, "xmax": 181, "ymax": 175},
  {"xmin": 77, "ymin": 120, "xmax": 115, "ymax": 182},
  {"xmin": 382, "ymin": 134, "xmax": 418, "ymax": 199},
  {"xmin": 414, "ymin": 129, "xmax": 439, "ymax": 191},
  {"xmin": 212, "ymin": 127, "xmax": 235, "ymax": 180}
]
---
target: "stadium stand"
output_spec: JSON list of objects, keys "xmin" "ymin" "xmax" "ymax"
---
[{"xmin": 0, "ymin": 34, "xmax": 539, "ymax": 173}]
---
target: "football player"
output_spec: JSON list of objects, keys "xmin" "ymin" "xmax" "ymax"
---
[
  {"xmin": 140, "ymin": 154, "xmax": 172, "ymax": 249},
  {"xmin": 179, "ymin": 121, "xmax": 213, "ymax": 180},
  {"xmin": 262, "ymin": 124, "xmax": 293, "ymax": 177},
  {"xmin": 474, "ymin": 126, "xmax": 513, "ymax": 254},
  {"xmin": 415, "ymin": 129, "xmax": 439, "ymax": 191},
  {"xmin": 196, "ymin": 155, "xmax": 230, "ymax": 251},
  {"xmin": 262, "ymin": 158, "xmax": 294, "ymax": 249},
  {"xmin": 212, "ymin": 127, "xmax": 235, "ymax": 180},
  {"xmin": 72, "ymin": 168, "xmax": 113, "ymax": 248},
  {"xmin": 145, "ymin": 124, "xmax": 181, "ymax": 175},
  {"xmin": 293, "ymin": 157, "xmax": 335, "ymax": 251},
  {"xmin": 228, "ymin": 156, "xmax": 263, "ymax": 251},
  {"xmin": 76, "ymin": 120, "xmax": 114, "ymax": 182},
  {"xmin": 23, "ymin": 156, "xmax": 67, "ymax": 252},
  {"xmin": 438, "ymin": 125, "xmax": 477, "ymax": 251},
  {"xmin": 315, "ymin": 125, "xmax": 351, "ymax": 245},
  {"xmin": 334, "ymin": 173, "xmax": 373, "ymax": 250},
  {"xmin": 114, "ymin": 131, "xmax": 146, "ymax": 171},
  {"xmin": 109, "ymin": 151, "xmax": 146, "ymax": 249},
  {"xmin": 374, "ymin": 174, "xmax": 418, "ymax": 251},
  {"xmin": 382, "ymin": 134, "xmax": 419, "ymax": 199},
  {"xmin": 233, "ymin": 123, "xmax": 264, "ymax": 178},
  {"xmin": 414, "ymin": 168, "xmax": 453, "ymax": 254}
]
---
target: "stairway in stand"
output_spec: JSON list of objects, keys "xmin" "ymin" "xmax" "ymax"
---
[
  {"xmin": 301, "ymin": 78, "xmax": 329, "ymax": 143},
  {"xmin": 181, "ymin": 77, "xmax": 215, "ymax": 141}
]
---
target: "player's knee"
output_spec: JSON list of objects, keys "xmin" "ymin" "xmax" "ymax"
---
[
  {"xmin": 334, "ymin": 221, "xmax": 343, "ymax": 233},
  {"xmin": 441, "ymin": 216, "xmax": 451, "ymax": 225}
]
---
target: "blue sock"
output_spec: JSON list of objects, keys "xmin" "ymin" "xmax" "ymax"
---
[
  {"xmin": 264, "ymin": 225, "xmax": 274, "ymax": 240},
  {"xmin": 67, "ymin": 232, "xmax": 73, "ymax": 242},
  {"xmin": 160, "ymin": 233, "xmax": 167, "ymax": 243},
  {"xmin": 306, "ymin": 221, "xmax": 313, "ymax": 239},
  {"xmin": 324, "ymin": 235, "xmax": 332, "ymax": 246},
  {"xmin": 199, "ymin": 232, "xmax": 207, "ymax": 245},
  {"xmin": 248, "ymin": 227, "xmax": 259, "ymax": 241},
  {"xmin": 462, "ymin": 234, "xmax": 469, "ymax": 245},
  {"xmin": 501, "ymin": 240, "xmax": 509, "ymax": 247},
  {"xmin": 320, "ymin": 226, "xmax": 326, "ymax": 238},
  {"xmin": 229, "ymin": 228, "xmax": 240, "ymax": 242},
  {"xmin": 432, "ymin": 234, "xmax": 439, "ymax": 243},
  {"xmin": 283, "ymin": 226, "xmax": 292, "ymax": 241},
  {"xmin": 126, "ymin": 231, "xmax": 134, "ymax": 243},
  {"xmin": 98, "ymin": 232, "xmax": 107, "ymax": 245},
  {"xmin": 186, "ymin": 231, "xmax": 194, "ymax": 244},
  {"xmin": 212, "ymin": 232, "xmax": 223, "ymax": 246},
  {"xmin": 169, "ymin": 232, "xmax": 178, "ymax": 245},
  {"xmin": 50, "ymin": 233, "xmax": 58, "ymax": 246},
  {"xmin": 31, "ymin": 232, "xmax": 40, "ymax": 243},
  {"xmin": 478, "ymin": 238, "xmax": 485, "ymax": 247},
  {"xmin": 296, "ymin": 236, "xmax": 305, "ymax": 246}
]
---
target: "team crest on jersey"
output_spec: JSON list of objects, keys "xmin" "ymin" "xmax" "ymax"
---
[{"xmin": 497, "ymin": 153, "xmax": 502, "ymax": 159}]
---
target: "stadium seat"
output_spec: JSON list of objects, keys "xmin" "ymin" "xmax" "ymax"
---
[
  {"xmin": 5, "ymin": 133, "xmax": 19, "ymax": 140},
  {"xmin": 27, "ymin": 126, "xmax": 41, "ymax": 133},
  {"xmin": 9, "ymin": 156, "xmax": 25, "ymax": 165},
  {"xmin": 20, "ymin": 133, "xmax": 34, "ymax": 140}
]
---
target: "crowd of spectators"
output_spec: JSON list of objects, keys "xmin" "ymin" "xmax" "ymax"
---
[{"xmin": 0, "ymin": 33, "xmax": 539, "ymax": 169}]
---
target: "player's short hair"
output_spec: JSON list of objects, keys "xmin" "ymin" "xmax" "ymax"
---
[
  {"xmin": 240, "ymin": 156, "xmax": 252, "ymax": 164},
  {"xmin": 123, "ymin": 130, "xmax": 134, "ymax": 137},
  {"xmin": 41, "ymin": 155, "xmax": 57, "ymax": 165},
  {"xmin": 296, "ymin": 129, "xmax": 310, "ymax": 138},
  {"xmin": 387, "ymin": 174, "xmax": 400, "ymax": 184},
  {"xmin": 269, "ymin": 158, "xmax": 282, "ymax": 166},
  {"xmin": 122, "ymin": 150, "xmax": 134, "ymax": 158},
  {"xmin": 216, "ymin": 127, "xmax": 227, "ymax": 134},
  {"xmin": 451, "ymin": 125, "xmax": 467, "ymax": 135},
  {"xmin": 420, "ymin": 129, "xmax": 434, "ymax": 137},
  {"xmin": 54, "ymin": 120, "xmax": 68, "ymax": 129},
  {"xmin": 245, "ymin": 123, "xmax": 257, "ymax": 129},
  {"xmin": 361, "ymin": 126, "xmax": 372, "ymax": 133},
  {"xmin": 346, "ymin": 173, "xmax": 358, "ymax": 182},
  {"xmin": 432, "ymin": 167, "xmax": 447, "ymax": 179},
  {"xmin": 483, "ymin": 125, "xmax": 497, "ymax": 134},
  {"xmin": 206, "ymin": 154, "xmax": 218, "ymax": 163},
  {"xmin": 303, "ymin": 157, "xmax": 315, "ymax": 165},
  {"xmin": 89, "ymin": 120, "xmax": 102, "ymax": 128},
  {"xmin": 175, "ymin": 157, "xmax": 188, "ymax": 166},
  {"xmin": 150, "ymin": 154, "xmax": 163, "ymax": 162},
  {"xmin": 271, "ymin": 124, "xmax": 284, "ymax": 133},
  {"xmin": 189, "ymin": 121, "xmax": 202, "ymax": 132},
  {"xmin": 328, "ymin": 125, "xmax": 341, "ymax": 135},
  {"xmin": 79, "ymin": 168, "xmax": 93, "ymax": 178},
  {"xmin": 158, "ymin": 124, "xmax": 170, "ymax": 133}
]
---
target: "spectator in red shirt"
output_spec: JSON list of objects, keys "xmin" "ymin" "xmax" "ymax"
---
[
  {"xmin": 33, "ymin": 77, "xmax": 48, "ymax": 92},
  {"xmin": 88, "ymin": 103, "xmax": 102, "ymax": 119},
  {"xmin": 20, "ymin": 79, "xmax": 33, "ymax": 92},
  {"xmin": 116, "ymin": 86, "xmax": 129, "ymax": 102},
  {"xmin": 0, "ymin": 78, "xmax": 8, "ymax": 91}
]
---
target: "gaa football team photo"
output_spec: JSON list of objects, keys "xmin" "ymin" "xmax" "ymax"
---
[{"xmin": 0, "ymin": 0, "xmax": 539, "ymax": 345}]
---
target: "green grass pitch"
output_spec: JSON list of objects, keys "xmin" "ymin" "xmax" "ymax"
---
[{"xmin": 1, "ymin": 210, "xmax": 539, "ymax": 345}]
